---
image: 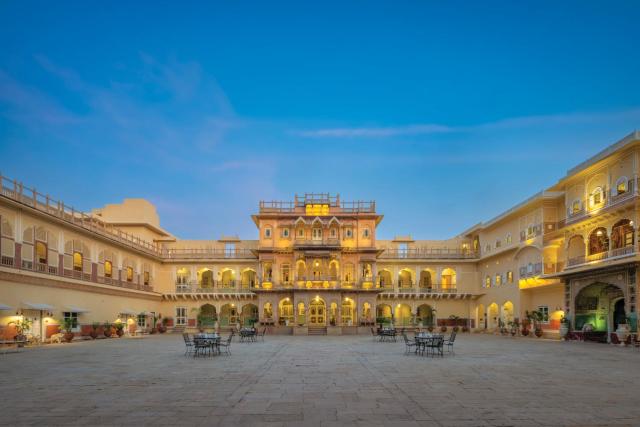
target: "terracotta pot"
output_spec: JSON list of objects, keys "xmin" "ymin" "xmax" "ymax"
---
[
  {"xmin": 534, "ymin": 328, "xmax": 543, "ymax": 338},
  {"xmin": 63, "ymin": 332, "xmax": 74, "ymax": 343},
  {"xmin": 104, "ymin": 328, "xmax": 113, "ymax": 338},
  {"xmin": 89, "ymin": 330, "xmax": 98, "ymax": 339},
  {"xmin": 453, "ymin": 326, "xmax": 460, "ymax": 333},
  {"xmin": 521, "ymin": 328, "xmax": 530, "ymax": 336},
  {"xmin": 150, "ymin": 327, "xmax": 157, "ymax": 334},
  {"xmin": 462, "ymin": 326, "xmax": 469, "ymax": 333},
  {"xmin": 116, "ymin": 329, "xmax": 124, "ymax": 337},
  {"xmin": 440, "ymin": 326, "xmax": 448, "ymax": 333}
]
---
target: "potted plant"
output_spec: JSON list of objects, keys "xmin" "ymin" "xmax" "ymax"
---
[
  {"xmin": 160, "ymin": 316, "xmax": 172, "ymax": 333},
  {"xmin": 149, "ymin": 313, "xmax": 160, "ymax": 334},
  {"xmin": 559, "ymin": 315, "xmax": 570, "ymax": 340},
  {"xmin": 616, "ymin": 317, "xmax": 630, "ymax": 344},
  {"xmin": 61, "ymin": 317, "xmax": 75, "ymax": 343},
  {"xmin": 526, "ymin": 310, "xmax": 544, "ymax": 338},
  {"xmin": 90, "ymin": 322, "xmax": 100, "ymax": 339},
  {"xmin": 114, "ymin": 322, "xmax": 125, "ymax": 337},
  {"xmin": 103, "ymin": 321, "xmax": 114, "ymax": 338},
  {"xmin": 449, "ymin": 315, "xmax": 461, "ymax": 332},
  {"xmin": 440, "ymin": 325, "xmax": 447, "ymax": 333},
  {"xmin": 8, "ymin": 317, "xmax": 32, "ymax": 347}
]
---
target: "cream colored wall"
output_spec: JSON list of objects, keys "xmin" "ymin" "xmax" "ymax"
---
[{"xmin": 0, "ymin": 279, "xmax": 160, "ymax": 328}]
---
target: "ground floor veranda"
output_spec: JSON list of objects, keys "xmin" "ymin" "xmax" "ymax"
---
[{"xmin": 1, "ymin": 333, "xmax": 639, "ymax": 426}]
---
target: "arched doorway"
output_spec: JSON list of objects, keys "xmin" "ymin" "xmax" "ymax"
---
[
  {"xmin": 488, "ymin": 303, "xmax": 499, "ymax": 330},
  {"xmin": 575, "ymin": 282, "xmax": 625, "ymax": 338},
  {"xmin": 241, "ymin": 304, "xmax": 258, "ymax": 327},
  {"xmin": 377, "ymin": 270, "xmax": 392, "ymax": 289},
  {"xmin": 477, "ymin": 304, "xmax": 486, "ymax": 329},
  {"xmin": 309, "ymin": 298, "xmax": 326, "ymax": 326},
  {"xmin": 419, "ymin": 269, "xmax": 433, "ymax": 290},
  {"xmin": 241, "ymin": 269, "xmax": 256, "ymax": 289},
  {"xmin": 198, "ymin": 304, "xmax": 217, "ymax": 329},
  {"xmin": 219, "ymin": 303, "xmax": 238, "ymax": 326},
  {"xmin": 501, "ymin": 301, "xmax": 514, "ymax": 325},
  {"xmin": 416, "ymin": 304, "xmax": 434, "ymax": 327},
  {"xmin": 398, "ymin": 269, "xmax": 413, "ymax": 289},
  {"xmin": 199, "ymin": 269, "xmax": 214, "ymax": 288},
  {"xmin": 376, "ymin": 303, "xmax": 392, "ymax": 324},
  {"xmin": 341, "ymin": 298, "xmax": 355, "ymax": 326},
  {"xmin": 278, "ymin": 298, "xmax": 294, "ymax": 325},
  {"xmin": 394, "ymin": 304, "xmax": 412, "ymax": 326}
]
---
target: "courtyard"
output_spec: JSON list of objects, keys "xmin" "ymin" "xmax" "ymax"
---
[{"xmin": 0, "ymin": 334, "xmax": 639, "ymax": 427}]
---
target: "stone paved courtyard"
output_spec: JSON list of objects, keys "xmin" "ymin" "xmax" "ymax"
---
[{"xmin": 1, "ymin": 333, "xmax": 639, "ymax": 426}]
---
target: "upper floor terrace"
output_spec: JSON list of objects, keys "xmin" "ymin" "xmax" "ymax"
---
[{"xmin": 259, "ymin": 193, "xmax": 376, "ymax": 214}]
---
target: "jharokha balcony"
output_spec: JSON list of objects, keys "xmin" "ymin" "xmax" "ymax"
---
[{"xmin": 379, "ymin": 248, "xmax": 478, "ymax": 260}]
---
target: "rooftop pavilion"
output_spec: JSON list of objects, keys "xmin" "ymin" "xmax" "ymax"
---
[{"xmin": 259, "ymin": 193, "xmax": 376, "ymax": 214}]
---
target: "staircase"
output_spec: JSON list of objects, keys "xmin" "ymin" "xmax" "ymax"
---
[
  {"xmin": 172, "ymin": 326, "xmax": 186, "ymax": 334},
  {"xmin": 308, "ymin": 326, "xmax": 327, "ymax": 336}
]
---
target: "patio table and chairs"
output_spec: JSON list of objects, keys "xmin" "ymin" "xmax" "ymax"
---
[
  {"xmin": 239, "ymin": 327, "xmax": 257, "ymax": 343},
  {"xmin": 192, "ymin": 333, "xmax": 220, "ymax": 357},
  {"xmin": 413, "ymin": 332, "xmax": 445, "ymax": 357},
  {"xmin": 378, "ymin": 327, "xmax": 397, "ymax": 342}
]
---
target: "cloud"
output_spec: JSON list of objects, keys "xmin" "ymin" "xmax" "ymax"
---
[
  {"xmin": 290, "ymin": 108, "xmax": 640, "ymax": 139},
  {"xmin": 291, "ymin": 123, "xmax": 452, "ymax": 138}
]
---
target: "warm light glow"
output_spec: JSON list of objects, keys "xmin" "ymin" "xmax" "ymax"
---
[
  {"xmin": 284, "ymin": 297, "xmax": 290, "ymax": 302},
  {"xmin": 596, "ymin": 230, "xmax": 603, "ymax": 236}
]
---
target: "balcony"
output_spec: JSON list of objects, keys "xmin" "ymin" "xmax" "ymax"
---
[
  {"xmin": 519, "ymin": 263, "xmax": 543, "ymax": 278},
  {"xmin": 564, "ymin": 181, "xmax": 638, "ymax": 226},
  {"xmin": 174, "ymin": 280, "xmax": 257, "ymax": 294},
  {"xmin": 379, "ymin": 248, "xmax": 478, "ymax": 260},
  {"xmin": 378, "ymin": 284, "xmax": 458, "ymax": 294},
  {"xmin": 293, "ymin": 238, "xmax": 341, "ymax": 248},
  {"xmin": 0, "ymin": 255, "xmax": 154, "ymax": 292},
  {"xmin": 0, "ymin": 174, "xmax": 161, "ymax": 257},
  {"xmin": 162, "ymin": 248, "xmax": 255, "ymax": 259},
  {"xmin": 561, "ymin": 244, "xmax": 637, "ymax": 271},
  {"xmin": 520, "ymin": 225, "xmax": 542, "ymax": 242}
]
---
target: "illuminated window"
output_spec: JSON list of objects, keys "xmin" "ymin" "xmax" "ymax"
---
[
  {"xmin": 126, "ymin": 266, "xmax": 134, "ymax": 282},
  {"xmin": 104, "ymin": 261, "xmax": 113, "ymax": 278},
  {"xmin": 144, "ymin": 271, "xmax": 150, "ymax": 285},
  {"xmin": 281, "ymin": 264, "xmax": 290, "ymax": 284},
  {"xmin": 507, "ymin": 271, "xmax": 513, "ymax": 283},
  {"xmin": 36, "ymin": 241, "xmax": 47, "ymax": 264},
  {"xmin": 571, "ymin": 199, "xmax": 582, "ymax": 214},
  {"xmin": 485, "ymin": 276, "xmax": 491, "ymax": 288},
  {"xmin": 505, "ymin": 234, "xmax": 512, "ymax": 245},
  {"xmin": 73, "ymin": 252, "xmax": 82, "ymax": 271},
  {"xmin": 495, "ymin": 274, "xmax": 502, "ymax": 286},
  {"xmin": 495, "ymin": 239, "xmax": 501, "ymax": 248},
  {"xmin": 590, "ymin": 187, "xmax": 604, "ymax": 207},
  {"xmin": 616, "ymin": 177, "xmax": 628, "ymax": 195}
]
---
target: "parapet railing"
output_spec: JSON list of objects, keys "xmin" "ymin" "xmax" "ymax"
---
[
  {"xmin": 0, "ymin": 174, "xmax": 162, "ymax": 257},
  {"xmin": 379, "ymin": 248, "xmax": 478, "ymax": 259}
]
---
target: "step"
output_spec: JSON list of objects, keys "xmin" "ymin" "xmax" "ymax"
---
[{"xmin": 308, "ymin": 327, "xmax": 327, "ymax": 335}]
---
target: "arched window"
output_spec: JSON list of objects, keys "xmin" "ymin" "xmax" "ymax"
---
[
  {"xmin": 589, "ymin": 187, "xmax": 604, "ymax": 207},
  {"xmin": 73, "ymin": 252, "xmax": 83, "ymax": 271},
  {"xmin": 571, "ymin": 199, "xmax": 582, "ymax": 215},
  {"xmin": 485, "ymin": 276, "xmax": 491, "ymax": 288},
  {"xmin": 263, "ymin": 302, "xmax": 273, "ymax": 319},
  {"xmin": 280, "ymin": 264, "xmax": 290, "ymax": 284},
  {"xmin": 589, "ymin": 227, "xmax": 609, "ymax": 255},
  {"xmin": 362, "ymin": 227, "xmax": 370, "ymax": 238},
  {"xmin": 35, "ymin": 241, "xmax": 47, "ymax": 264},
  {"xmin": 264, "ymin": 227, "xmax": 272, "ymax": 238},
  {"xmin": 105, "ymin": 260, "xmax": 113, "ymax": 278},
  {"xmin": 612, "ymin": 219, "xmax": 634, "ymax": 249},
  {"xmin": 616, "ymin": 177, "xmax": 628, "ymax": 195},
  {"xmin": 126, "ymin": 266, "xmax": 134, "ymax": 282},
  {"xmin": 507, "ymin": 270, "xmax": 513, "ymax": 283},
  {"xmin": 495, "ymin": 274, "xmax": 502, "ymax": 286}
]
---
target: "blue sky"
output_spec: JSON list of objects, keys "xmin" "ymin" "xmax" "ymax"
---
[{"xmin": 1, "ymin": 1, "xmax": 639, "ymax": 240}]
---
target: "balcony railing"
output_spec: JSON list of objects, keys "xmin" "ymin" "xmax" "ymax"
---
[
  {"xmin": 1, "ymin": 255, "xmax": 154, "ymax": 292},
  {"xmin": 519, "ymin": 262, "xmax": 543, "ymax": 278},
  {"xmin": 565, "ymin": 244, "xmax": 637, "ymax": 269},
  {"xmin": 162, "ymin": 248, "xmax": 255, "ymax": 259},
  {"xmin": 0, "ymin": 174, "xmax": 162, "ymax": 257},
  {"xmin": 293, "ymin": 238, "xmax": 341, "ymax": 247},
  {"xmin": 379, "ymin": 248, "xmax": 478, "ymax": 259},
  {"xmin": 379, "ymin": 284, "xmax": 458, "ymax": 294},
  {"xmin": 520, "ymin": 225, "xmax": 542, "ymax": 242},
  {"xmin": 564, "ymin": 180, "xmax": 639, "ymax": 226}
]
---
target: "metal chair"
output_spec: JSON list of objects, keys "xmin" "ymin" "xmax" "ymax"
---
[
  {"xmin": 444, "ymin": 331, "xmax": 457, "ymax": 354},
  {"xmin": 182, "ymin": 333, "xmax": 194, "ymax": 356},
  {"xmin": 402, "ymin": 333, "xmax": 416, "ymax": 354},
  {"xmin": 218, "ymin": 334, "xmax": 233, "ymax": 355},
  {"xmin": 259, "ymin": 328, "xmax": 266, "ymax": 342}
]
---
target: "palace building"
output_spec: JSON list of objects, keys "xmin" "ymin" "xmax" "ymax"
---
[{"xmin": 1, "ymin": 131, "xmax": 639, "ymax": 341}]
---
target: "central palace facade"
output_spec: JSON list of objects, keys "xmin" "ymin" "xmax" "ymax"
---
[{"xmin": 1, "ymin": 131, "xmax": 639, "ymax": 340}]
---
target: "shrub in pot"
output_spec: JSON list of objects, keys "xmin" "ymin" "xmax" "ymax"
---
[
  {"xmin": 461, "ymin": 325, "xmax": 469, "ymax": 333},
  {"xmin": 8, "ymin": 318, "xmax": 32, "ymax": 347},
  {"xmin": 103, "ymin": 322, "xmax": 114, "ymax": 338},
  {"xmin": 559, "ymin": 316, "xmax": 570, "ymax": 340},
  {"xmin": 61, "ymin": 317, "xmax": 75, "ymax": 343},
  {"xmin": 440, "ymin": 326, "xmax": 447, "ymax": 333},
  {"xmin": 90, "ymin": 322, "xmax": 100, "ymax": 339},
  {"xmin": 114, "ymin": 322, "xmax": 125, "ymax": 337}
]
